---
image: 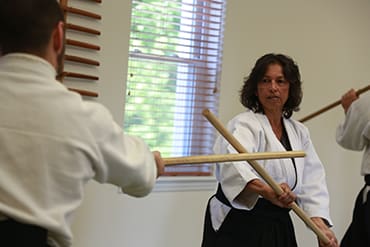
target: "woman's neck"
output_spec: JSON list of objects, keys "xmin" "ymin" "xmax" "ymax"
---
[{"xmin": 265, "ymin": 111, "xmax": 283, "ymax": 140}]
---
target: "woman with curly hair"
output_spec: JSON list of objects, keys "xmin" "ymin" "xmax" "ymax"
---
[{"xmin": 202, "ymin": 53, "xmax": 338, "ymax": 247}]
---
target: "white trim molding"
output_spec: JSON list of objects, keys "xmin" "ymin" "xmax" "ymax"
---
[{"xmin": 153, "ymin": 176, "xmax": 217, "ymax": 192}]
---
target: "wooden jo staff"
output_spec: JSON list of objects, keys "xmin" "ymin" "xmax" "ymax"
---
[
  {"xmin": 66, "ymin": 23, "xmax": 101, "ymax": 35},
  {"xmin": 64, "ymin": 55, "xmax": 100, "ymax": 66},
  {"xmin": 62, "ymin": 71, "xmax": 99, "ymax": 81},
  {"xmin": 202, "ymin": 109, "xmax": 330, "ymax": 245},
  {"xmin": 68, "ymin": 88, "xmax": 98, "ymax": 97},
  {"xmin": 299, "ymin": 84, "xmax": 370, "ymax": 123},
  {"xmin": 163, "ymin": 151, "xmax": 305, "ymax": 166},
  {"xmin": 62, "ymin": 6, "xmax": 101, "ymax": 20}
]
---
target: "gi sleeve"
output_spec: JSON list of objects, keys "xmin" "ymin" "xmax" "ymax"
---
[
  {"xmin": 214, "ymin": 112, "xmax": 263, "ymax": 210},
  {"xmin": 85, "ymin": 102, "xmax": 157, "ymax": 197},
  {"xmin": 297, "ymin": 126, "xmax": 332, "ymax": 226},
  {"xmin": 336, "ymin": 97, "xmax": 370, "ymax": 151}
]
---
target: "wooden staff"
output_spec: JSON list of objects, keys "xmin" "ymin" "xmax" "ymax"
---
[
  {"xmin": 299, "ymin": 84, "xmax": 370, "ymax": 123},
  {"xmin": 62, "ymin": 6, "xmax": 101, "ymax": 20},
  {"xmin": 62, "ymin": 71, "xmax": 99, "ymax": 81},
  {"xmin": 68, "ymin": 87, "xmax": 98, "ymax": 97},
  {"xmin": 66, "ymin": 39, "xmax": 100, "ymax": 51},
  {"xmin": 64, "ymin": 55, "xmax": 100, "ymax": 66},
  {"xmin": 163, "ymin": 151, "xmax": 305, "ymax": 166},
  {"xmin": 66, "ymin": 23, "xmax": 101, "ymax": 35},
  {"xmin": 202, "ymin": 109, "xmax": 330, "ymax": 244}
]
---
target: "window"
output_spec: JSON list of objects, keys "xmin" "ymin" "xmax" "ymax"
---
[{"xmin": 124, "ymin": 0, "xmax": 226, "ymax": 176}]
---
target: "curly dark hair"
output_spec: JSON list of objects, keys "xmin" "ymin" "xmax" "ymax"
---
[{"xmin": 240, "ymin": 53, "xmax": 303, "ymax": 118}]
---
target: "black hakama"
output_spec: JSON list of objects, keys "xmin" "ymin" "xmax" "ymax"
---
[
  {"xmin": 340, "ymin": 175, "xmax": 370, "ymax": 247},
  {"xmin": 0, "ymin": 218, "xmax": 50, "ymax": 247},
  {"xmin": 202, "ymin": 186, "xmax": 298, "ymax": 247}
]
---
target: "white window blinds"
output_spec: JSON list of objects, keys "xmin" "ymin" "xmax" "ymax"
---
[{"xmin": 124, "ymin": 0, "xmax": 226, "ymax": 175}]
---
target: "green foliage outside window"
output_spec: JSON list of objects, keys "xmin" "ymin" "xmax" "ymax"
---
[{"xmin": 124, "ymin": 0, "xmax": 184, "ymax": 157}]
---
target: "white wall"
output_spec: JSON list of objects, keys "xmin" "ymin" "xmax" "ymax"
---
[{"xmin": 71, "ymin": 1, "xmax": 370, "ymax": 246}]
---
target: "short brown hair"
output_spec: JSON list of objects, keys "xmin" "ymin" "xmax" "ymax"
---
[{"xmin": 0, "ymin": 0, "xmax": 64, "ymax": 55}]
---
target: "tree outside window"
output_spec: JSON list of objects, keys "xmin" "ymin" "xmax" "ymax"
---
[{"xmin": 124, "ymin": 0, "xmax": 226, "ymax": 175}]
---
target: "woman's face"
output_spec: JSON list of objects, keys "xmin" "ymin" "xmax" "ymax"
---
[{"xmin": 256, "ymin": 63, "xmax": 290, "ymax": 114}]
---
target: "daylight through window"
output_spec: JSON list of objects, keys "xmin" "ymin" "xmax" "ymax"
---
[{"xmin": 124, "ymin": 0, "xmax": 226, "ymax": 175}]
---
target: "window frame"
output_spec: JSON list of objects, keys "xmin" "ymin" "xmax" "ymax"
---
[{"xmin": 124, "ymin": 0, "xmax": 226, "ymax": 176}]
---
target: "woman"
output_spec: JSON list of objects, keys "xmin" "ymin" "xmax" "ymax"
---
[{"xmin": 201, "ymin": 53, "xmax": 338, "ymax": 247}]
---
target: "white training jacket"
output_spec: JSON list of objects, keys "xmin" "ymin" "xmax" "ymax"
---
[
  {"xmin": 0, "ymin": 53, "xmax": 157, "ymax": 247},
  {"xmin": 210, "ymin": 110, "xmax": 332, "ymax": 230},
  {"xmin": 336, "ymin": 94, "xmax": 370, "ymax": 175}
]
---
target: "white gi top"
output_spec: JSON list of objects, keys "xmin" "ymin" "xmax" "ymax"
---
[
  {"xmin": 210, "ymin": 110, "xmax": 332, "ymax": 230},
  {"xmin": 336, "ymin": 94, "xmax": 370, "ymax": 175},
  {"xmin": 0, "ymin": 54, "xmax": 157, "ymax": 247}
]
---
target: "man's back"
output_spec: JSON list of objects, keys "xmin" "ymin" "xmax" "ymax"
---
[{"xmin": 0, "ymin": 53, "xmax": 157, "ymax": 246}]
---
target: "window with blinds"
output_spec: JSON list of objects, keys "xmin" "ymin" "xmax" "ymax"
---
[{"xmin": 124, "ymin": 0, "xmax": 226, "ymax": 176}]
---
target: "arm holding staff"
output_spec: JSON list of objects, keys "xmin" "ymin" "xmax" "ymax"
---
[{"xmin": 299, "ymin": 84, "xmax": 370, "ymax": 123}]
